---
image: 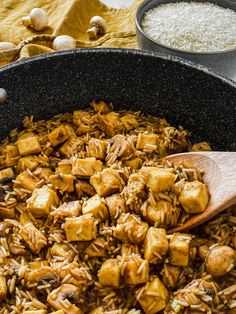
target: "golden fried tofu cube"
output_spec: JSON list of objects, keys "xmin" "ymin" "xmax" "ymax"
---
[
  {"xmin": 20, "ymin": 212, "xmax": 32, "ymax": 224},
  {"xmin": 124, "ymin": 157, "xmax": 142, "ymax": 170},
  {"xmin": 114, "ymin": 214, "xmax": 148, "ymax": 245},
  {"xmin": 169, "ymin": 233, "xmax": 191, "ymax": 267},
  {"xmin": 73, "ymin": 110, "xmax": 92, "ymax": 127},
  {"xmin": 34, "ymin": 167, "xmax": 52, "ymax": 182},
  {"xmin": 53, "ymin": 201, "xmax": 81, "ymax": 218},
  {"xmin": 90, "ymin": 169, "xmax": 121, "ymax": 197},
  {"xmin": 76, "ymin": 180, "xmax": 96, "ymax": 199},
  {"xmin": 136, "ymin": 133, "xmax": 159, "ymax": 151},
  {"xmin": 48, "ymin": 125, "xmax": 75, "ymax": 147},
  {"xmin": 50, "ymin": 243, "xmax": 75, "ymax": 262},
  {"xmin": 91, "ymin": 100, "xmax": 113, "ymax": 113},
  {"xmin": 17, "ymin": 156, "xmax": 39, "ymax": 173},
  {"xmin": 179, "ymin": 181, "xmax": 209, "ymax": 214},
  {"xmin": 140, "ymin": 167, "xmax": 175, "ymax": 192},
  {"xmin": 65, "ymin": 215, "xmax": 96, "ymax": 241},
  {"xmin": 124, "ymin": 254, "xmax": 149, "ymax": 286},
  {"xmin": 15, "ymin": 171, "xmax": 42, "ymax": 191},
  {"xmin": 19, "ymin": 222, "xmax": 47, "ymax": 253},
  {"xmin": 49, "ymin": 174, "xmax": 75, "ymax": 193},
  {"xmin": 121, "ymin": 243, "xmax": 139, "ymax": 257},
  {"xmin": 98, "ymin": 112, "xmax": 121, "ymax": 137},
  {"xmin": 121, "ymin": 114, "xmax": 139, "ymax": 131},
  {"xmin": 55, "ymin": 162, "xmax": 72, "ymax": 175},
  {"xmin": 28, "ymin": 260, "xmax": 48, "ymax": 269},
  {"xmin": 0, "ymin": 275, "xmax": 7, "ymax": 301},
  {"xmin": 144, "ymin": 228, "xmax": 169, "ymax": 263},
  {"xmin": 105, "ymin": 194, "xmax": 126, "ymax": 220},
  {"xmin": 16, "ymin": 136, "xmax": 41, "ymax": 156},
  {"xmin": 60, "ymin": 137, "xmax": 84, "ymax": 158},
  {"xmin": 87, "ymin": 139, "xmax": 108, "ymax": 160},
  {"xmin": 0, "ymin": 168, "xmax": 14, "ymax": 181},
  {"xmin": 49, "ymin": 311, "xmax": 65, "ymax": 314},
  {"xmin": 98, "ymin": 259, "xmax": 121, "ymax": 287},
  {"xmin": 1, "ymin": 144, "xmax": 19, "ymax": 158},
  {"xmin": 137, "ymin": 277, "xmax": 168, "ymax": 314},
  {"xmin": 85, "ymin": 238, "xmax": 106, "ymax": 258},
  {"xmin": 23, "ymin": 311, "xmax": 47, "ymax": 314},
  {"xmin": 72, "ymin": 158, "xmax": 103, "ymax": 177},
  {"xmin": 162, "ymin": 264, "xmax": 180, "ymax": 290},
  {"xmin": 82, "ymin": 194, "xmax": 109, "ymax": 221},
  {"xmin": 143, "ymin": 200, "xmax": 180, "ymax": 228},
  {"xmin": 0, "ymin": 207, "xmax": 15, "ymax": 219},
  {"xmin": 27, "ymin": 186, "xmax": 59, "ymax": 217}
]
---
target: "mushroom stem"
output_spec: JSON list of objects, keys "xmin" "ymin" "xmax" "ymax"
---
[
  {"xmin": 22, "ymin": 16, "xmax": 31, "ymax": 27},
  {"xmin": 87, "ymin": 26, "xmax": 98, "ymax": 40}
]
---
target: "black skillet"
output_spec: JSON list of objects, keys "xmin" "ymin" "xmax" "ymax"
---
[{"xmin": 0, "ymin": 49, "xmax": 235, "ymax": 150}]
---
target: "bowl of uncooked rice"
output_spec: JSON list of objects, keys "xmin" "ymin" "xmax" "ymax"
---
[
  {"xmin": 0, "ymin": 100, "xmax": 235, "ymax": 314},
  {"xmin": 136, "ymin": 0, "xmax": 236, "ymax": 80}
]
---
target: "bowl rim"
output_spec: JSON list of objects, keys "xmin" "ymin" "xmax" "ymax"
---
[
  {"xmin": 0, "ymin": 48, "xmax": 236, "ymax": 88},
  {"xmin": 135, "ymin": 0, "xmax": 236, "ymax": 55}
]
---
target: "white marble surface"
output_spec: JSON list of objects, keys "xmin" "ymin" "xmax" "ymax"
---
[{"xmin": 101, "ymin": 0, "xmax": 134, "ymax": 9}]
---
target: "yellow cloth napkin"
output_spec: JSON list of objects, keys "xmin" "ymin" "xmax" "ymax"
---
[{"xmin": 0, "ymin": 0, "xmax": 142, "ymax": 66}]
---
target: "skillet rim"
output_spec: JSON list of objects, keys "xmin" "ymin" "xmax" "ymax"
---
[{"xmin": 0, "ymin": 48, "xmax": 236, "ymax": 89}]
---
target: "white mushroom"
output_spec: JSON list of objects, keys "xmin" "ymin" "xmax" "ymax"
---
[
  {"xmin": 22, "ymin": 8, "xmax": 48, "ymax": 31},
  {"xmin": 87, "ymin": 16, "xmax": 107, "ymax": 40},
  {"xmin": 0, "ymin": 42, "xmax": 16, "ymax": 51},
  {"xmin": 52, "ymin": 35, "xmax": 76, "ymax": 51}
]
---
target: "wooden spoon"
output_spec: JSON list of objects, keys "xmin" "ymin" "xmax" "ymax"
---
[{"xmin": 165, "ymin": 151, "xmax": 236, "ymax": 233}]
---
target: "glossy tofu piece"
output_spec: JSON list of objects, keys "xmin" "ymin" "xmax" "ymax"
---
[
  {"xmin": 19, "ymin": 222, "xmax": 47, "ymax": 254},
  {"xmin": 72, "ymin": 158, "xmax": 103, "ymax": 177},
  {"xmin": 140, "ymin": 167, "xmax": 175, "ymax": 192},
  {"xmin": 98, "ymin": 112, "xmax": 121, "ymax": 137},
  {"xmin": 136, "ymin": 133, "xmax": 159, "ymax": 151},
  {"xmin": 179, "ymin": 181, "xmax": 209, "ymax": 213},
  {"xmin": 60, "ymin": 137, "xmax": 84, "ymax": 158},
  {"xmin": 49, "ymin": 174, "xmax": 75, "ymax": 193},
  {"xmin": 114, "ymin": 213, "xmax": 148, "ymax": 245},
  {"xmin": 48, "ymin": 125, "xmax": 75, "ymax": 146},
  {"xmin": 137, "ymin": 277, "xmax": 169, "ymax": 314},
  {"xmin": 169, "ymin": 233, "xmax": 191, "ymax": 267},
  {"xmin": 53, "ymin": 201, "xmax": 81, "ymax": 218},
  {"xmin": 27, "ymin": 186, "xmax": 59, "ymax": 217},
  {"xmin": 105, "ymin": 194, "xmax": 126, "ymax": 220},
  {"xmin": 90, "ymin": 168, "xmax": 121, "ymax": 197},
  {"xmin": 16, "ymin": 136, "xmax": 41, "ymax": 156},
  {"xmin": 17, "ymin": 156, "xmax": 39, "ymax": 173},
  {"xmin": 0, "ymin": 168, "xmax": 14, "ymax": 181},
  {"xmin": 55, "ymin": 162, "xmax": 72, "ymax": 175},
  {"xmin": 123, "ymin": 254, "xmax": 149, "ymax": 286},
  {"xmin": 87, "ymin": 139, "xmax": 108, "ymax": 160},
  {"xmin": 15, "ymin": 170, "xmax": 42, "ymax": 191},
  {"xmin": 85, "ymin": 238, "xmax": 106, "ymax": 258},
  {"xmin": 98, "ymin": 259, "xmax": 121, "ymax": 287},
  {"xmin": 64, "ymin": 215, "xmax": 96, "ymax": 241},
  {"xmin": 144, "ymin": 228, "xmax": 169, "ymax": 263},
  {"xmin": 121, "ymin": 114, "xmax": 139, "ymax": 131},
  {"xmin": 82, "ymin": 194, "xmax": 109, "ymax": 221}
]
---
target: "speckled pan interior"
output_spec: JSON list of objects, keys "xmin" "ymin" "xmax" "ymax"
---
[{"xmin": 0, "ymin": 48, "xmax": 235, "ymax": 150}]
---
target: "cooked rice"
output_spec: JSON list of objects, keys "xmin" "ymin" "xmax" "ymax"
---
[{"xmin": 0, "ymin": 101, "xmax": 235, "ymax": 313}]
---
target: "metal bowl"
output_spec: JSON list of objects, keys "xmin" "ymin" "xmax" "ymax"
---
[{"xmin": 136, "ymin": 0, "xmax": 236, "ymax": 81}]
